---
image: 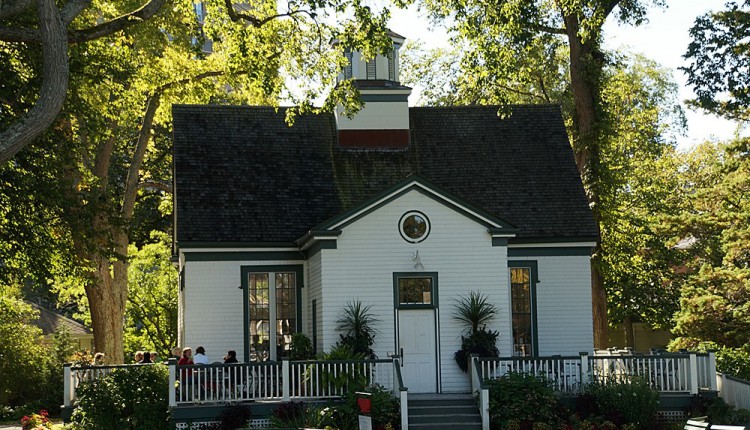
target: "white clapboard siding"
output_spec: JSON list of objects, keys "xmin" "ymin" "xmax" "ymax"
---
[
  {"xmin": 182, "ymin": 258, "xmax": 304, "ymax": 363},
  {"xmin": 316, "ymin": 190, "xmax": 509, "ymax": 393},
  {"xmin": 534, "ymin": 255, "xmax": 593, "ymax": 356}
]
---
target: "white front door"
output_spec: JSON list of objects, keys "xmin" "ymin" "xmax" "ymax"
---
[{"xmin": 398, "ymin": 309, "xmax": 437, "ymax": 393}]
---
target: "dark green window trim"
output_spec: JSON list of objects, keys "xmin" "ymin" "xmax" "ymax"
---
[
  {"xmin": 393, "ymin": 272, "xmax": 438, "ymax": 309},
  {"xmin": 241, "ymin": 265, "xmax": 303, "ymax": 363},
  {"xmin": 311, "ymin": 299, "xmax": 318, "ymax": 355},
  {"xmin": 185, "ymin": 251, "xmax": 304, "ymax": 262},
  {"xmin": 507, "ymin": 247, "xmax": 593, "ymax": 257},
  {"xmin": 508, "ymin": 261, "xmax": 539, "ymax": 356}
]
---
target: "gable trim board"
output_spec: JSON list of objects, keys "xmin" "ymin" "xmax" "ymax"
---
[{"xmin": 315, "ymin": 176, "xmax": 518, "ymax": 233}]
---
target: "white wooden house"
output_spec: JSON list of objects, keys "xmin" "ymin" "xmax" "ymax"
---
[{"xmin": 172, "ymin": 31, "xmax": 598, "ymax": 394}]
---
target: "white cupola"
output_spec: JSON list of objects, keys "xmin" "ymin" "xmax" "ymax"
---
[{"xmin": 335, "ymin": 30, "xmax": 412, "ymax": 150}]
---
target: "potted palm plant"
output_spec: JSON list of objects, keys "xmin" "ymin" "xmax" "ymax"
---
[{"xmin": 453, "ymin": 291, "xmax": 500, "ymax": 372}]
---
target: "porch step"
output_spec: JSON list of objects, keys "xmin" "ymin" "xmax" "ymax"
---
[{"xmin": 408, "ymin": 394, "xmax": 482, "ymax": 430}]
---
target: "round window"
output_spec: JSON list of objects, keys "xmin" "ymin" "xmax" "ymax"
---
[{"xmin": 399, "ymin": 211, "xmax": 430, "ymax": 243}]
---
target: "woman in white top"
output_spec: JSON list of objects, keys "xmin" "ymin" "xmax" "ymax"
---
[{"xmin": 193, "ymin": 346, "xmax": 209, "ymax": 364}]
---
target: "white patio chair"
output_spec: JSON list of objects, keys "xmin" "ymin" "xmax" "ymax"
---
[{"xmin": 685, "ymin": 417, "xmax": 709, "ymax": 430}]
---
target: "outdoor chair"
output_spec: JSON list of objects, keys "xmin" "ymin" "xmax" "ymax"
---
[
  {"xmin": 710, "ymin": 425, "xmax": 746, "ymax": 430},
  {"xmin": 685, "ymin": 417, "xmax": 709, "ymax": 430}
]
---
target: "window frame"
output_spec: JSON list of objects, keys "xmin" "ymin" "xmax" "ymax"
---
[
  {"xmin": 241, "ymin": 265, "xmax": 303, "ymax": 362},
  {"xmin": 508, "ymin": 261, "xmax": 539, "ymax": 356},
  {"xmin": 393, "ymin": 272, "xmax": 438, "ymax": 310}
]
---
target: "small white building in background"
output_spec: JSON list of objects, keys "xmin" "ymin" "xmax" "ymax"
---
[{"xmin": 172, "ymin": 31, "xmax": 597, "ymax": 394}]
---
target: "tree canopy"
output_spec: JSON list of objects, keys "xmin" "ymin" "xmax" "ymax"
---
[
  {"xmin": 683, "ymin": 0, "xmax": 750, "ymax": 121},
  {"xmin": 1, "ymin": 0, "xmax": 395, "ymax": 362},
  {"xmin": 406, "ymin": 0, "xmax": 667, "ymax": 347}
]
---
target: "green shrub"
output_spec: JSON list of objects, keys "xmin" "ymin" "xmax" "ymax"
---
[
  {"xmin": 289, "ymin": 333, "xmax": 315, "ymax": 360},
  {"xmin": 319, "ymin": 344, "xmax": 368, "ymax": 391},
  {"xmin": 68, "ymin": 364, "xmax": 170, "ymax": 430},
  {"xmin": 454, "ymin": 328, "xmax": 500, "ymax": 372},
  {"xmin": 486, "ymin": 372, "xmax": 560, "ymax": 429},
  {"xmin": 269, "ymin": 401, "xmax": 334, "ymax": 429},
  {"xmin": 213, "ymin": 404, "xmax": 252, "ymax": 430},
  {"xmin": 582, "ymin": 378, "xmax": 658, "ymax": 429},
  {"xmin": 0, "ymin": 297, "xmax": 51, "ymax": 407},
  {"xmin": 689, "ymin": 396, "xmax": 750, "ymax": 426}
]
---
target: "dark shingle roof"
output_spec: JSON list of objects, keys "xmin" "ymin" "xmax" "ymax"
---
[
  {"xmin": 30, "ymin": 303, "xmax": 91, "ymax": 336},
  {"xmin": 173, "ymin": 104, "xmax": 598, "ymax": 244}
]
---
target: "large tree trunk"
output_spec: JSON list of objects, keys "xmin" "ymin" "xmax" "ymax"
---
[
  {"xmin": 85, "ymin": 254, "xmax": 128, "ymax": 363},
  {"xmin": 564, "ymin": 13, "xmax": 609, "ymax": 349}
]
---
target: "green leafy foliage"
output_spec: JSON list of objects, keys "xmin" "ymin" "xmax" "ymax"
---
[
  {"xmin": 682, "ymin": 1, "xmax": 750, "ymax": 121},
  {"xmin": 336, "ymin": 300, "xmax": 378, "ymax": 358},
  {"xmin": 124, "ymin": 232, "xmax": 178, "ymax": 359},
  {"xmin": 453, "ymin": 291, "xmax": 498, "ymax": 335},
  {"xmin": 289, "ymin": 332, "xmax": 315, "ymax": 360},
  {"xmin": 667, "ymin": 139, "xmax": 750, "ymax": 379},
  {"xmin": 454, "ymin": 329, "xmax": 500, "ymax": 373},
  {"xmin": 270, "ymin": 385, "xmax": 399, "ymax": 430},
  {"xmin": 486, "ymin": 372, "xmax": 561, "ymax": 429},
  {"xmin": 452, "ymin": 291, "xmax": 499, "ymax": 371},
  {"xmin": 0, "ymin": 297, "xmax": 54, "ymax": 408},
  {"xmin": 318, "ymin": 344, "xmax": 368, "ymax": 391},
  {"xmin": 68, "ymin": 364, "xmax": 170, "ymax": 430},
  {"xmin": 580, "ymin": 379, "xmax": 659, "ymax": 429}
]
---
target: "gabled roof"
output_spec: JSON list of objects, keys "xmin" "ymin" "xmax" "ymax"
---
[
  {"xmin": 172, "ymin": 104, "xmax": 598, "ymax": 246},
  {"xmin": 312, "ymin": 174, "xmax": 518, "ymax": 232},
  {"xmin": 30, "ymin": 303, "xmax": 91, "ymax": 337}
]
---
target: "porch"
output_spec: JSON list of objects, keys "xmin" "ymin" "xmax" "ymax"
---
[
  {"xmin": 63, "ymin": 357, "xmax": 409, "ymax": 429},
  {"xmin": 471, "ymin": 351, "xmax": 720, "ymax": 430},
  {"xmin": 62, "ymin": 351, "xmax": 728, "ymax": 429}
]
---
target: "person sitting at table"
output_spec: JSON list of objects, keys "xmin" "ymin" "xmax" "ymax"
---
[
  {"xmin": 223, "ymin": 350, "xmax": 238, "ymax": 363},
  {"xmin": 177, "ymin": 348, "xmax": 193, "ymax": 399},
  {"xmin": 194, "ymin": 346, "xmax": 209, "ymax": 364}
]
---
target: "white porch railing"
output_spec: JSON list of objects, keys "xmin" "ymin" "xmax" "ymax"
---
[
  {"xmin": 64, "ymin": 357, "xmax": 407, "ymax": 416},
  {"xmin": 473, "ymin": 351, "xmax": 717, "ymax": 396},
  {"xmin": 717, "ymin": 373, "xmax": 750, "ymax": 411}
]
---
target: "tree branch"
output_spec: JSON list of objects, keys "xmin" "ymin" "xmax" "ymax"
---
[
  {"xmin": 531, "ymin": 22, "xmax": 567, "ymax": 35},
  {"xmin": 601, "ymin": 0, "xmax": 621, "ymax": 20},
  {"xmin": 223, "ymin": 0, "xmax": 312, "ymax": 28},
  {"xmin": 0, "ymin": 0, "xmax": 68, "ymax": 163},
  {"xmin": 68, "ymin": 0, "xmax": 166, "ymax": 43},
  {"xmin": 138, "ymin": 179, "xmax": 172, "ymax": 193},
  {"xmin": 121, "ymin": 94, "xmax": 160, "ymax": 220},
  {"xmin": 0, "ymin": 0, "xmax": 165, "ymax": 43}
]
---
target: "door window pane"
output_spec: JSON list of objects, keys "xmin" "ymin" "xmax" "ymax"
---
[{"xmin": 399, "ymin": 277, "xmax": 432, "ymax": 305}]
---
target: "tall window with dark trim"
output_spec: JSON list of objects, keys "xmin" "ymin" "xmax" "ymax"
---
[
  {"xmin": 510, "ymin": 267, "xmax": 533, "ymax": 356},
  {"xmin": 366, "ymin": 58, "xmax": 376, "ymax": 79},
  {"xmin": 387, "ymin": 51, "xmax": 395, "ymax": 81},
  {"xmin": 344, "ymin": 51, "xmax": 353, "ymax": 79},
  {"xmin": 248, "ymin": 271, "xmax": 297, "ymax": 360}
]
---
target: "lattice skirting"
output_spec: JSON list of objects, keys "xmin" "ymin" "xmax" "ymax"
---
[
  {"xmin": 175, "ymin": 418, "xmax": 272, "ymax": 429},
  {"xmin": 657, "ymin": 410, "xmax": 687, "ymax": 422}
]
